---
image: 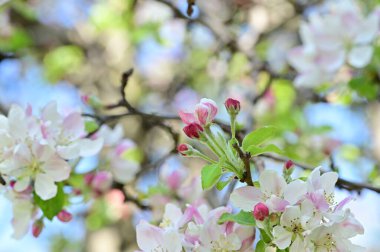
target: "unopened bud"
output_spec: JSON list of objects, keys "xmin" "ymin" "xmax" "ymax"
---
[
  {"xmin": 57, "ymin": 210, "xmax": 73, "ymax": 223},
  {"xmin": 92, "ymin": 171, "xmax": 112, "ymax": 192},
  {"xmin": 284, "ymin": 160, "xmax": 294, "ymax": 170},
  {"xmin": 81, "ymin": 94, "xmax": 102, "ymax": 109},
  {"xmin": 177, "ymin": 144, "xmax": 191, "ymax": 156},
  {"xmin": 183, "ymin": 123, "xmax": 204, "ymax": 139},
  {"xmin": 253, "ymin": 202, "xmax": 269, "ymax": 221},
  {"xmin": 224, "ymin": 98, "xmax": 241, "ymax": 115},
  {"xmin": 32, "ymin": 220, "xmax": 44, "ymax": 238}
]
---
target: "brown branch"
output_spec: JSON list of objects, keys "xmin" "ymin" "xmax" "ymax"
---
[
  {"xmin": 233, "ymin": 143, "xmax": 253, "ymax": 186},
  {"xmin": 113, "ymin": 182, "xmax": 151, "ymax": 210},
  {"xmin": 260, "ymin": 153, "xmax": 380, "ymax": 194}
]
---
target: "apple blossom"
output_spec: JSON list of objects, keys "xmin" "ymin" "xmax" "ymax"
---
[
  {"xmin": 288, "ymin": 1, "xmax": 380, "ymax": 87},
  {"xmin": 179, "ymin": 98, "xmax": 218, "ymax": 126},
  {"xmin": 253, "ymin": 202, "xmax": 269, "ymax": 221}
]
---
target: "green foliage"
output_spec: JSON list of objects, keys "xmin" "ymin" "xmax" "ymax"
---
[
  {"xmin": 242, "ymin": 126, "xmax": 278, "ymax": 151},
  {"xmin": 218, "ymin": 210, "xmax": 256, "ymax": 226},
  {"xmin": 43, "ymin": 46, "xmax": 84, "ymax": 82},
  {"xmin": 201, "ymin": 163, "xmax": 222, "ymax": 190},
  {"xmin": 348, "ymin": 77, "xmax": 379, "ymax": 100},
  {"xmin": 34, "ymin": 183, "xmax": 66, "ymax": 221},
  {"xmin": 246, "ymin": 144, "xmax": 283, "ymax": 156},
  {"xmin": 255, "ymin": 240, "xmax": 266, "ymax": 252},
  {"xmin": 0, "ymin": 28, "xmax": 32, "ymax": 51},
  {"xmin": 216, "ymin": 178, "xmax": 231, "ymax": 191},
  {"xmin": 84, "ymin": 121, "xmax": 99, "ymax": 134},
  {"xmin": 121, "ymin": 147, "xmax": 144, "ymax": 163}
]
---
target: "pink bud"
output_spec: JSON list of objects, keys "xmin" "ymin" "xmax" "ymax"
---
[
  {"xmin": 32, "ymin": 220, "xmax": 44, "ymax": 238},
  {"xmin": 57, "ymin": 210, "xmax": 73, "ymax": 223},
  {"xmin": 84, "ymin": 173, "xmax": 95, "ymax": 185},
  {"xmin": 183, "ymin": 123, "xmax": 204, "ymax": 139},
  {"xmin": 194, "ymin": 98, "xmax": 218, "ymax": 126},
  {"xmin": 224, "ymin": 98, "xmax": 241, "ymax": 114},
  {"xmin": 253, "ymin": 203, "xmax": 269, "ymax": 221},
  {"xmin": 284, "ymin": 160, "xmax": 294, "ymax": 170},
  {"xmin": 177, "ymin": 144, "xmax": 189, "ymax": 156},
  {"xmin": 91, "ymin": 171, "xmax": 112, "ymax": 192},
  {"xmin": 9, "ymin": 180, "xmax": 16, "ymax": 188},
  {"xmin": 81, "ymin": 95, "xmax": 90, "ymax": 104}
]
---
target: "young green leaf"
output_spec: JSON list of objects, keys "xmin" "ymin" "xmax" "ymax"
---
[
  {"xmin": 242, "ymin": 126, "xmax": 277, "ymax": 151},
  {"xmin": 201, "ymin": 164, "xmax": 222, "ymax": 190},
  {"xmin": 216, "ymin": 178, "xmax": 231, "ymax": 191},
  {"xmin": 246, "ymin": 144, "xmax": 283, "ymax": 156},
  {"xmin": 255, "ymin": 240, "xmax": 266, "ymax": 252},
  {"xmin": 85, "ymin": 120, "xmax": 99, "ymax": 133},
  {"xmin": 218, "ymin": 211, "xmax": 256, "ymax": 226},
  {"xmin": 34, "ymin": 183, "xmax": 66, "ymax": 221}
]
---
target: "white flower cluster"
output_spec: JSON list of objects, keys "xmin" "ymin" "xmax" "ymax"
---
[
  {"xmin": 288, "ymin": 1, "xmax": 379, "ymax": 87},
  {"xmin": 136, "ymin": 203, "xmax": 255, "ymax": 252},
  {"xmin": 231, "ymin": 167, "xmax": 364, "ymax": 251},
  {"xmin": 0, "ymin": 102, "xmax": 103, "ymax": 238}
]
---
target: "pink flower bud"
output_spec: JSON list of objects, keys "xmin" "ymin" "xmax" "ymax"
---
[
  {"xmin": 253, "ymin": 202, "xmax": 269, "ymax": 221},
  {"xmin": 177, "ymin": 144, "xmax": 190, "ymax": 156},
  {"xmin": 9, "ymin": 180, "xmax": 16, "ymax": 188},
  {"xmin": 32, "ymin": 220, "xmax": 44, "ymax": 238},
  {"xmin": 194, "ymin": 99, "xmax": 218, "ymax": 126},
  {"xmin": 224, "ymin": 98, "xmax": 241, "ymax": 114},
  {"xmin": 284, "ymin": 160, "xmax": 294, "ymax": 170},
  {"xmin": 92, "ymin": 171, "xmax": 112, "ymax": 192},
  {"xmin": 183, "ymin": 123, "xmax": 204, "ymax": 139},
  {"xmin": 84, "ymin": 173, "xmax": 95, "ymax": 185},
  {"xmin": 81, "ymin": 95, "xmax": 90, "ymax": 104},
  {"xmin": 57, "ymin": 210, "xmax": 73, "ymax": 223}
]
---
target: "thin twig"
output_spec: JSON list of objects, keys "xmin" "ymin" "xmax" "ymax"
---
[{"xmin": 233, "ymin": 143, "xmax": 253, "ymax": 186}]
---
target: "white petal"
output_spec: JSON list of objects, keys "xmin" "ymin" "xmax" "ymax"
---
[
  {"xmin": 163, "ymin": 203, "xmax": 183, "ymax": 228},
  {"xmin": 290, "ymin": 235, "xmax": 305, "ymax": 252},
  {"xmin": 35, "ymin": 174, "xmax": 57, "ymax": 200},
  {"xmin": 281, "ymin": 206, "xmax": 301, "ymax": 227},
  {"xmin": 8, "ymin": 105, "xmax": 27, "ymax": 140},
  {"xmin": 79, "ymin": 138, "xmax": 104, "ymax": 157},
  {"xmin": 259, "ymin": 170, "xmax": 286, "ymax": 197},
  {"xmin": 136, "ymin": 220, "xmax": 166, "ymax": 251},
  {"xmin": 57, "ymin": 143, "xmax": 81, "ymax": 159},
  {"xmin": 284, "ymin": 180, "xmax": 307, "ymax": 205},
  {"xmin": 42, "ymin": 101, "xmax": 61, "ymax": 123},
  {"xmin": 348, "ymin": 46, "xmax": 373, "ymax": 68},
  {"xmin": 230, "ymin": 186, "xmax": 263, "ymax": 211},
  {"xmin": 62, "ymin": 112, "xmax": 85, "ymax": 139},
  {"xmin": 273, "ymin": 226, "xmax": 292, "ymax": 249},
  {"xmin": 320, "ymin": 171, "xmax": 338, "ymax": 195},
  {"xmin": 14, "ymin": 177, "xmax": 30, "ymax": 192},
  {"xmin": 354, "ymin": 14, "xmax": 379, "ymax": 44},
  {"xmin": 42, "ymin": 155, "xmax": 71, "ymax": 181}
]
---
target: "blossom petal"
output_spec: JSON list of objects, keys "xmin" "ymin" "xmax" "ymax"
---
[
  {"xmin": 348, "ymin": 46, "xmax": 373, "ymax": 68},
  {"xmin": 42, "ymin": 155, "xmax": 71, "ymax": 181},
  {"xmin": 273, "ymin": 226, "xmax": 292, "ymax": 249},
  {"xmin": 284, "ymin": 179, "xmax": 307, "ymax": 205},
  {"xmin": 259, "ymin": 170, "xmax": 286, "ymax": 197},
  {"xmin": 79, "ymin": 138, "xmax": 104, "ymax": 157},
  {"xmin": 179, "ymin": 111, "xmax": 197, "ymax": 125},
  {"xmin": 14, "ymin": 177, "xmax": 30, "ymax": 192},
  {"xmin": 230, "ymin": 186, "xmax": 263, "ymax": 211},
  {"xmin": 35, "ymin": 174, "xmax": 57, "ymax": 200}
]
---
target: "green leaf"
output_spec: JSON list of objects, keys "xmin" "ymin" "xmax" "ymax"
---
[
  {"xmin": 85, "ymin": 121, "xmax": 99, "ymax": 133},
  {"xmin": 242, "ymin": 126, "xmax": 277, "ymax": 151},
  {"xmin": 259, "ymin": 228, "xmax": 272, "ymax": 243},
  {"xmin": 201, "ymin": 164, "xmax": 222, "ymax": 190},
  {"xmin": 121, "ymin": 147, "xmax": 144, "ymax": 163},
  {"xmin": 256, "ymin": 240, "xmax": 266, "ymax": 252},
  {"xmin": 216, "ymin": 178, "xmax": 230, "ymax": 191},
  {"xmin": 349, "ymin": 77, "xmax": 379, "ymax": 100},
  {"xmin": 246, "ymin": 144, "xmax": 283, "ymax": 156},
  {"xmin": 34, "ymin": 183, "xmax": 66, "ymax": 221},
  {"xmin": 218, "ymin": 211, "xmax": 256, "ymax": 226}
]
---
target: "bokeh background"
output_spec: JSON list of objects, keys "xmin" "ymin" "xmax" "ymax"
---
[{"xmin": 1, "ymin": 0, "xmax": 380, "ymax": 251}]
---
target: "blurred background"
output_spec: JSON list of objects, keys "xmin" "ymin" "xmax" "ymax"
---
[{"xmin": 1, "ymin": 0, "xmax": 380, "ymax": 251}]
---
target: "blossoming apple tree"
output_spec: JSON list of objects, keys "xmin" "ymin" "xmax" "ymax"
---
[{"xmin": 0, "ymin": 0, "xmax": 380, "ymax": 251}]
